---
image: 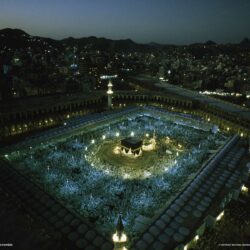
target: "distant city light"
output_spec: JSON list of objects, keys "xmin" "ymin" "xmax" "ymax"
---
[
  {"xmin": 194, "ymin": 235, "xmax": 199, "ymax": 241},
  {"xmin": 216, "ymin": 211, "xmax": 224, "ymax": 221},
  {"xmin": 70, "ymin": 63, "xmax": 77, "ymax": 69},
  {"xmin": 100, "ymin": 74, "xmax": 118, "ymax": 79},
  {"xmin": 241, "ymin": 185, "xmax": 248, "ymax": 193},
  {"xmin": 199, "ymin": 90, "xmax": 243, "ymax": 97}
]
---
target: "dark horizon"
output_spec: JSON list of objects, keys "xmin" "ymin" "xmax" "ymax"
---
[
  {"xmin": 0, "ymin": 0, "xmax": 250, "ymax": 45},
  {"xmin": 1, "ymin": 27, "xmax": 249, "ymax": 46}
]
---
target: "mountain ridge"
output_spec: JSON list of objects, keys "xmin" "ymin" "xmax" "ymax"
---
[{"xmin": 0, "ymin": 28, "xmax": 249, "ymax": 52}]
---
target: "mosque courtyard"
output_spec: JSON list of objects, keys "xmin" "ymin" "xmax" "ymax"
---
[{"xmin": 4, "ymin": 108, "xmax": 228, "ymax": 242}]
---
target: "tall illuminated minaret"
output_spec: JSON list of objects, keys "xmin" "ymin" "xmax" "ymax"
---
[
  {"xmin": 107, "ymin": 80, "xmax": 114, "ymax": 109},
  {"xmin": 112, "ymin": 214, "xmax": 127, "ymax": 250}
]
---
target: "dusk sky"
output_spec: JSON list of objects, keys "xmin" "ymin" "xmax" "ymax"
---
[{"xmin": 0, "ymin": 0, "xmax": 250, "ymax": 44}]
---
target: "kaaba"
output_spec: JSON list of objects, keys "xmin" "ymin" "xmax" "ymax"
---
[{"xmin": 121, "ymin": 137, "xmax": 143, "ymax": 155}]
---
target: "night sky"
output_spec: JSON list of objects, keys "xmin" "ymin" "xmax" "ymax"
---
[{"xmin": 0, "ymin": 0, "xmax": 250, "ymax": 44}]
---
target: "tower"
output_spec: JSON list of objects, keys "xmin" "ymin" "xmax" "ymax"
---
[
  {"xmin": 112, "ymin": 214, "xmax": 127, "ymax": 250},
  {"xmin": 100, "ymin": 74, "xmax": 117, "ymax": 110},
  {"xmin": 107, "ymin": 80, "xmax": 114, "ymax": 109}
]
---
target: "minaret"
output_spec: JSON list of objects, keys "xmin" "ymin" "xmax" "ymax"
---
[
  {"xmin": 107, "ymin": 80, "xmax": 114, "ymax": 109},
  {"xmin": 112, "ymin": 214, "xmax": 127, "ymax": 250}
]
